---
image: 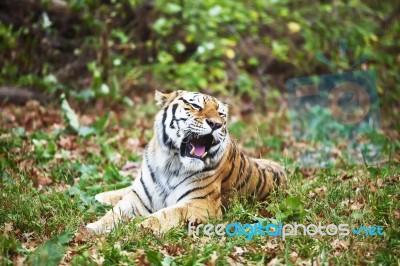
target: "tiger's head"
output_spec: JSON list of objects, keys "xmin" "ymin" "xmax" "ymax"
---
[{"xmin": 154, "ymin": 90, "xmax": 229, "ymax": 172}]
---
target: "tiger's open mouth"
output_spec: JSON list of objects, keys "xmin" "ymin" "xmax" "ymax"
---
[{"xmin": 180, "ymin": 134, "xmax": 216, "ymax": 160}]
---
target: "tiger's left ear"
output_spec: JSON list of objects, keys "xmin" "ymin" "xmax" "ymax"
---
[
  {"xmin": 221, "ymin": 100, "xmax": 229, "ymax": 110},
  {"xmin": 155, "ymin": 90, "xmax": 180, "ymax": 107}
]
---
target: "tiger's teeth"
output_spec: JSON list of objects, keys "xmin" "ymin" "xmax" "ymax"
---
[
  {"xmin": 201, "ymin": 152, "xmax": 208, "ymax": 158},
  {"xmin": 212, "ymin": 139, "xmax": 215, "ymax": 144},
  {"xmin": 190, "ymin": 146, "xmax": 195, "ymax": 155}
]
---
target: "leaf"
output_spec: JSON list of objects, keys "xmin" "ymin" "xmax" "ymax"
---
[
  {"xmin": 25, "ymin": 231, "xmax": 73, "ymax": 266},
  {"xmin": 233, "ymin": 246, "xmax": 246, "ymax": 256},
  {"xmin": 285, "ymin": 196, "xmax": 302, "ymax": 210},
  {"xmin": 68, "ymin": 186, "xmax": 93, "ymax": 206},
  {"xmin": 61, "ymin": 97, "xmax": 80, "ymax": 132},
  {"xmin": 225, "ymin": 48, "xmax": 235, "ymax": 59},
  {"xmin": 145, "ymin": 250, "xmax": 163, "ymax": 266},
  {"xmin": 78, "ymin": 126, "xmax": 96, "ymax": 138},
  {"xmin": 92, "ymin": 113, "xmax": 110, "ymax": 133},
  {"xmin": 78, "ymin": 114, "xmax": 110, "ymax": 138},
  {"xmin": 287, "ymin": 21, "xmax": 301, "ymax": 33},
  {"xmin": 37, "ymin": 176, "xmax": 53, "ymax": 186}
]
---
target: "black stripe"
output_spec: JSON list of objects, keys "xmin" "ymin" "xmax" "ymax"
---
[
  {"xmin": 259, "ymin": 170, "xmax": 269, "ymax": 199},
  {"xmin": 271, "ymin": 167, "xmax": 281, "ymax": 186},
  {"xmin": 169, "ymin": 103, "xmax": 178, "ymax": 128},
  {"xmin": 222, "ymin": 145, "xmax": 237, "ymax": 183},
  {"xmin": 221, "ymin": 164, "xmax": 235, "ymax": 184},
  {"xmin": 236, "ymin": 160, "xmax": 253, "ymax": 191},
  {"xmin": 130, "ymin": 199, "xmax": 140, "ymax": 216},
  {"xmin": 266, "ymin": 165, "xmax": 280, "ymax": 187},
  {"xmin": 176, "ymin": 179, "xmax": 215, "ymax": 203},
  {"xmin": 208, "ymin": 145, "xmax": 221, "ymax": 158},
  {"xmin": 172, "ymin": 167, "xmax": 215, "ymax": 190},
  {"xmin": 131, "ymin": 189, "xmax": 152, "ymax": 214},
  {"xmin": 233, "ymin": 152, "xmax": 246, "ymax": 187},
  {"xmin": 178, "ymin": 97, "xmax": 194, "ymax": 107},
  {"xmin": 161, "ymin": 106, "xmax": 178, "ymax": 150},
  {"xmin": 140, "ymin": 175, "xmax": 153, "ymax": 210},
  {"xmin": 146, "ymin": 163, "xmax": 156, "ymax": 183},
  {"xmin": 255, "ymin": 166, "xmax": 265, "ymax": 195},
  {"xmin": 161, "ymin": 107, "xmax": 170, "ymax": 147},
  {"xmin": 191, "ymin": 190, "xmax": 214, "ymax": 200},
  {"xmin": 187, "ymin": 170, "xmax": 218, "ymax": 185},
  {"xmin": 273, "ymin": 172, "xmax": 280, "ymax": 186},
  {"xmin": 178, "ymin": 97, "xmax": 191, "ymax": 106}
]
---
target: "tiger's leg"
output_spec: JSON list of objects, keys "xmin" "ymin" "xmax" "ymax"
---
[
  {"xmin": 94, "ymin": 186, "xmax": 133, "ymax": 206},
  {"xmin": 138, "ymin": 197, "xmax": 222, "ymax": 233},
  {"xmin": 86, "ymin": 189, "xmax": 151, "ymax": 233}
]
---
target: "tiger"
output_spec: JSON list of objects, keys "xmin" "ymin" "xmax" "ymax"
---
[{"xmin": 86, "ymin": 90, "xmax": 286, "ymax": 234}]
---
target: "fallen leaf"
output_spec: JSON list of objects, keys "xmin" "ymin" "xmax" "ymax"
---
[
  {"xmin": 300, "ymin": 168, "xmax": 316, "ymax": 177},
  {"xmin": 289, "ymin": 251, "xmax": 298, "ymax": 263},
  {"xmin": 267, "ymin": 257, "xmax": 282, "ymax": 266},
  {"xmin": 37, "ymin": 176, "xmax": 53, "ymax": 186},
  {"xmin": 259, "ymin": 209, "xmax": 272, "ymax": 218},
  {"xmin": 206, "ymin": 251, "xmax": 218, "ymax": 266},
  {"xmin": 3, "ymin": 222, "xmax": 13, "ymax": 236},
  {"xmin": 232, "ymin": 246, "xmax": 247, "ymax": 256},
  {"xmin": 331, "ymin": 239, "xmax": 349, "ymax": 250},
  {"xmin": 264, "ymin": 239, "xmax": 278, "ymax": 251},
  {"xmin": 350, "ymin": 203, "xmax": 364, "ymax": 210},
  {"xmin": 341, "ymin": 174, "xmax": 353, "ymax": 181}
]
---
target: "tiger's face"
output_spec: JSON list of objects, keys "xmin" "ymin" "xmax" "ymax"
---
[{"xmin": 154, "ymin": 90, "xmax": 229, "ymax": 172}]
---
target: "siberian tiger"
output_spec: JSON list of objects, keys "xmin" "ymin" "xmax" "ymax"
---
[{"xmin": 86, "ymin": 90, "xmax": 286, "ymax": 233}]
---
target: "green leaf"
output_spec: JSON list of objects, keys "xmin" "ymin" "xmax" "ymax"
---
[
  {"xmin": 68, "ymin": 186, "xmax": 93, "ymax": 206},
  {"xmin": 25, "ymin": 231, "xmax": 73, "ymax": 266},
  {"xmin": 78, "ymin": 114, "xmax": 110, "ymax": 138},
  {"xmin": 61, "ymin": 97, "xmax": 80, "ymax": 132},
  {"xmin": 165, "ymin": 3, "xmax": 181, "ymax": 14},
  {"xmin": 78, "ymin": 126, "xmax": 96, "ymax": 138},
  {"xmin": 92, "ymin": 113, "xmax": 110, "ymax": 133},
  {"xmin": 145, "ymin": 250, "xmax": 163, "ymax": 266},
  {"xmin": 285, "ymin": 196, "xmax": 302, "ymax": 210}
]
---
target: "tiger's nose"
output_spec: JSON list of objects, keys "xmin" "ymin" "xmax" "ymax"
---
[{"xmin": 206, "ymin": 119, "xmax": 223, "ymax": 130}]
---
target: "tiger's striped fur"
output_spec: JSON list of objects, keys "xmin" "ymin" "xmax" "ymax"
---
[{"xmin": 86, "ymin": 90, "xmax": 286, "ymax": 233}]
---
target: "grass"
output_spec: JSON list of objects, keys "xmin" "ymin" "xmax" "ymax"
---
[{"xmin": 0, "ymin": 98, "xmax": 399, "ymax": 265}]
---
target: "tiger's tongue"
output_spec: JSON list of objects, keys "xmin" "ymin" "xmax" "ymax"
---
[{"xmin": 193, "ymin": 145, "xmax": 206, "ymax": 157}]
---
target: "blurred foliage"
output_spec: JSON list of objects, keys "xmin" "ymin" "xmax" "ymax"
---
[{"xmin": 0, "ymin": 0, "xmax": 399, "ymax": 108}]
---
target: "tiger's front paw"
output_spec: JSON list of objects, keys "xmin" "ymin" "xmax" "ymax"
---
[
  {"xmin": 94, "ymin": 192, "xmax": 122, "ymax": 206},
  {"xmin": 85, "ymin": 220, "xmax": 112, "ymax": 234}
]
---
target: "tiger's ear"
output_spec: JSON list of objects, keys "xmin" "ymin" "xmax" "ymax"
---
[
  {"xmin": 221, "ymin": 100, "xmax": 229, "ymax": 110},
  {"xmin": 155, "ymin": 90, "xmax": 169, "ymax": 106},
  {"xmin": 155, "ymin": 90, "xmax": 179, "ymax": 107}
]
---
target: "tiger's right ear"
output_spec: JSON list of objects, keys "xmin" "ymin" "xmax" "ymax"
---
[
  {"xmin": 155, "ymin": 90, "xmax": 178, "ymax": 107},
  {"xmin": 155, "ymin": 90, "xmax": 168, "ymax": 106}
]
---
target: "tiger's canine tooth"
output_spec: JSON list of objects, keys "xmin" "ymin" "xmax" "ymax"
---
[
  {"xmin": 201, "ymin": 152, "xmax": 208, "ymax": 158},
  {"xmin": 190, "ymin": 146, "xmax": 195, "ymax": 155}
]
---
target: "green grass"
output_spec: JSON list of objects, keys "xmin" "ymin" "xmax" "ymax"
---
[{"xmin": 0, "ymin": 101, "xmax": 399, "ymax": 265}]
